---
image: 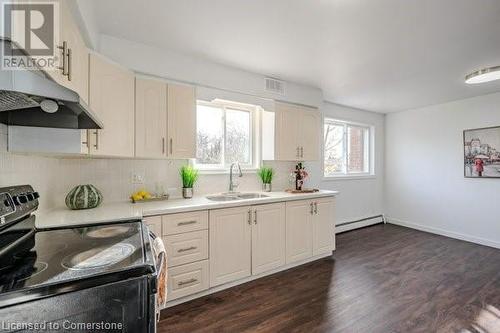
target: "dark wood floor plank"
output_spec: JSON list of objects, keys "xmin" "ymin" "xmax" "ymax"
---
[{"xmin": 158, "ymin": 224, "xmax": 500, "ymax": 333}]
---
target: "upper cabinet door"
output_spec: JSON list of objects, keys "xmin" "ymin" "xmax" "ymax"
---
[
  {"xmin": 88, "ymin": 54, "xmax": 135, "ymax": 157},
  {"xmin": 275, "ymin": 102, "xmax": 301, "ymax": 161},
  {"xmin": 251, "ymin": 203, "xmax": 286, "ymax": 275},
  {"xmin": 135, "ymin": 78, "xmax": 167, "ymax": 158},
  {"xmin": 300, "ymin": 108, "xmax": 320, "ymax": 161},
  {"xmin": 31, "ymin": 0, "xmax": 88, "ymax": 103},
  {"xmin": 59, "ymin": 0, "xmax": 89, "ymax": 104},
  {"xmin": 167, "ymin": 84, "xmax": 196, "ymax": 159},
  {"xmin": 312, "ymin": 198, "xmax": 335, "ymax": 256}
]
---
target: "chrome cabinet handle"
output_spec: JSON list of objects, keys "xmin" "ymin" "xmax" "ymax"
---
[
  {"xmin": 162, "ymin": 137, "xmax": 166, "ymax": 154},
  {"xmin": 66, "ymin": 48, "xmax": 72, "ymax": 81},
  {"xmin": 93, "ymin": 130, "xmax": 99, "ymax": 150},
  {"xmin": 57, "ymin": 41, "xmax": 68, "ymax": 75},
  {"xmin": 81, "ymin": 130, "xmax": 89, "ymax": 147},
  {"xmin": 177, "ymin": 246, "xmax": 197, "ymax": 253},
  {"xmin": 177, "ymin": 220, "xmax": 196, "ymax": 226},
  {"xmin": 310, "ymin": 202, "xmax": 314, "ymax": 215},
  {"xmin": 170, "ymin": 138, "xmax": 173, "ymax": 155},
  {"xmin": 314, "ymin": 202, "xmax": 318, "ymax": 214},
  {"xmin": 300, "ymin": 147, "xmax": 304, "ymax": 158},
  {"xmin": 296, "ymin": 147, "xmax": 300, "ymax": 158},
  {"xmin": 248, "ymin": 210, "xmax": 252, "ymax": 225},
  {"xmin": 178, "ymin": 278, "xmax": 197, "ymax": 286},
  {"xmin": 254, "ymin": 210, "xmax": 257, "ymax": 224}
]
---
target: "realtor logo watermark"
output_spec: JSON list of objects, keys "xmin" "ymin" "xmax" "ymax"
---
[{"xmin": 2, "ymin": 1, "xmax": 60, "ymax": 70}]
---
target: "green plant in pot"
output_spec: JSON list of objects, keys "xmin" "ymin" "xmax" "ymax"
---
[
  {"xmin": 257, "ymin": 167, "xmax": 274, "ymax": 192},
  {"xmin": 180, "ymin": 165, "xmax": 199, "ymax": 199}
]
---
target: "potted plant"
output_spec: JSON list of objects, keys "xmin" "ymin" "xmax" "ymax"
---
[
  {"xmin": 180, "ymin": 165, "xmax": 199, "ymax": 199},
  {"xmin": 257, "ymin": 167, "xmax": 274, "ymax": 192}
]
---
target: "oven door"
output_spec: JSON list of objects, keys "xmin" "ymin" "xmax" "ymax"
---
[{"xmin": 0, "ymin": 276, "xmax": 154, "ymax": 332}]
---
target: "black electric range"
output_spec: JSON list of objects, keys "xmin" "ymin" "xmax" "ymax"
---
[{"xmin": 0, "ymin": 185, "xmax": 158, "ymax": 332}]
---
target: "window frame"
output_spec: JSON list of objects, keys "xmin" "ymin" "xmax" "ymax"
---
[
  {"xmin": 194, "ymin": 99, "xmax": 260, "ymax": 172},
  {"xmin": 323, "ymin": 117, "xmax": 375, "ymax": 180}
]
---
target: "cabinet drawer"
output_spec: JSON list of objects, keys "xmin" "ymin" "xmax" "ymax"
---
[
  {"xmin": 167, "ymin": 260, "xmax": 209, "ymax": 301},
  {"xmin": 143, "ymin": 216, "xmax": 162, "ymax": 236},
  {"xmin": 163, "ymin": 230, "xmax": 208, "ymax": 267},
  {"xmin": 162, "ymin": 210, "xmax": 208, "ymax": 235}
]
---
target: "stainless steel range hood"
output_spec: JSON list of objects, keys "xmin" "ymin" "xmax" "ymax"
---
[{"xmin": 0, "ymin": 38, "xmax": 102, "ymax": 129}]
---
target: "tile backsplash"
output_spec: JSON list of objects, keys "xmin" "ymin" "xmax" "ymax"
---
[{"xmin": 1, "ymin": 124, "xmax": 302, "ymax": 212}]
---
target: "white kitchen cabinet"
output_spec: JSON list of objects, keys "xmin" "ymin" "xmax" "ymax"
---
[
  {"xmin": 312, "ymin": 198, "xmax": 336, "ymax": 255},
  {"xmin": 210, "ymin": 203, "xmax": 287, "ymax": 286},
  {"xmin": 251, "ymin": 203, "xmax": 286, "ymax": 275},
  {"xmin": 264, "ymin": 102, "xmax": 320, "ymax": 161},
  {"xmin": 209, "ymin": 206, "xmax": 252, "ymax": 287},
  {"xmin": 167, "ymin": 84, "xmax": 197, "ymax": 159},
  {"xmin": 88, "ymin": 54, "xmax": 135, "ymax": 157},
  {"xmin": 34, "ymin": 0, "xmax": 89, "ymax": 104},
  {"xmin": 285, "ymin": 200, "xmax": 313, "ymax": 263},
  {"xmin": 286, "ymin": 198, "xmax": 335, "ymax": 264},
  {"xmin": 275, "ymin": 102, "xmax": 301, "ymax": 160},
  {"xmin": 135, "ymin": 78, "xmax": 168, "ymax": 158},
  {"xmin": 167, "ymin": 260, "xmax": 209, "ymax": 301},
  {"xmin": 300, "ymin": 110, "xmax": 321, "ymax": 160}
]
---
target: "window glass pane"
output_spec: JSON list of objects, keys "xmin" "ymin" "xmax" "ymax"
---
[
  {"xmin": 324, "ymin": 123, "xmax": 345, "ymax": 176},
  {"xmin": 196, "ymin": 104, "xmax": 223, "ymax": 165},
  {"xmin": 225, "ymin": 109, "xmax": 251, "ymax": 164},
  {"xmin": 347, "ymin": 126, "xmax": 367, "ymax": 173}
]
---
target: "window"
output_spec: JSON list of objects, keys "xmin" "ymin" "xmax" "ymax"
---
[
  {"xmin": 195, "ymin": 100, "xmax": 258, "ymax": 170},
  {"xmin": 324, "ymin": 118, "xmax": 373, "ymax": 177}
]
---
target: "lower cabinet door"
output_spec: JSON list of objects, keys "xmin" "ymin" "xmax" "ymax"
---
[
  {"xmin": 251, "ymin": 203, "xmax": 286, "ymax": 275},
  {"xmin": 285, "ymin": 200, "xmax": 313, "ymax": 264},
  {"xmin": 167, "ymin": 260, "xmax": 209, "ymax": 301},
  {"xmin": 209, "ymin": 206, "xmax": 252, "ymax": 287},
  {"xmin": 313, "ymin": 198, "xmax": 335, "ymax": 256}
]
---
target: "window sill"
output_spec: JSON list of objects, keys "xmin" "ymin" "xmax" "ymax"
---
[{"xmin": 322, "ymin": 174, "xmax": 376, "ymax": 181}]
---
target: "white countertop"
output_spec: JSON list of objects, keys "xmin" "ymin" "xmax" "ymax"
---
[{"xmin": 35, "ymin": 190, "xmax": 339, "ymax": 229}]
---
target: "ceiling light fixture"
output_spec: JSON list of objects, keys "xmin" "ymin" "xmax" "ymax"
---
[{"xmin": 465, "ymin": 66, "xmax": 500, "ymax": 84}]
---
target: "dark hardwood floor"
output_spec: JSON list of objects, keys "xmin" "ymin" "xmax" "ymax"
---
[{"xmin": 158, "ymin": 224, "xmax": 500, "ymax": 333}]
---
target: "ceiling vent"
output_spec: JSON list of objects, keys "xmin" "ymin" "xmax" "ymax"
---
[{"xmin": 265, "ymin": 78, "xmax": 285, "ymax": 95}]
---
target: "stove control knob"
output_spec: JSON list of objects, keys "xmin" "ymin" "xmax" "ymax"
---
[
  {"xmin": 33, "ymin": 192, "xmax": 40, "ymax": 199},
  {"xmin": 13, "ymin": 196, "xmax": 21, "ymax": 205},
  {"xmin": 18, "ymin": 195, "xmax": 28, "ymax": 204},
  {"xmin": 26, "ymin": 193, "xmax": 35, "ymax": 201}
]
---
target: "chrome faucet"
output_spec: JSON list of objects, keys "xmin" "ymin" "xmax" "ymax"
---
[{"xmin": 229, "ymin": 162, "xmax": 243, "ymax": 192}]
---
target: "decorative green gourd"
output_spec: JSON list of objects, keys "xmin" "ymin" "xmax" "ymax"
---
[{"xmin": 65, "ymin": 185, "xmax": 103, "ymax": 210}]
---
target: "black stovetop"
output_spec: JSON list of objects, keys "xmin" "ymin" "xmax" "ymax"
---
[{"xmin": 0, "ymin": 219, "xmax": 154, "ymax": 307}]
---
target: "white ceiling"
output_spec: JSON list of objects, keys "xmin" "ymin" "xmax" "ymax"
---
[{"xmin": 87, "ymin": 0, "xmax": 500, "ymax": 112}]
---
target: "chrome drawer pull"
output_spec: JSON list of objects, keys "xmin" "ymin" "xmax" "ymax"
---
[
  {"xmin": 178, "ymin": 278, "xmax": 197, "ymax": 286},
  {"xmin": 177, "ymin": 220, "xmax": 196, "ymax": 226},
  {"xmin": 177, "ymin": 246, "xmax": 197, "ymax": 253}
]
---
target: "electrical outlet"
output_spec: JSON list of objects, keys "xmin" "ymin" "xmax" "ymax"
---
[{"xmin": 131, "ymin": 171, "xmax": 145, "ymax": 184}]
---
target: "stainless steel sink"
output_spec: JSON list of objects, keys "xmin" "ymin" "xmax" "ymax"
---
[
  {"xmin": 206, "ymin": 195, "xmax": 240, "ymax": 202},
  {"xmin": 206, "ymin": 193, "xmax": 269, "ymax": 202},
  {"xmin": 237, "ymin": 193, "xmax": 269, "ymax": 199}
]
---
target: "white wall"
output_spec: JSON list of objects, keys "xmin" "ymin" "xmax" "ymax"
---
[
  {"xmin": 315, "ymin": 102, "xmax": 386, "ymax": 229},
  {"xmin": 385, "ymin": 92, "xmax": 500, "ymax": 248}
]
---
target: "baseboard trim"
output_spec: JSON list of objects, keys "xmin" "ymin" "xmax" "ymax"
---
[
  {"xmin": 336, "ymin": 215, "xmax": 384, "ymax": 233},
  {"xmin": 387, "ymin": 217, "xmax": 500, "ymax": 250}
]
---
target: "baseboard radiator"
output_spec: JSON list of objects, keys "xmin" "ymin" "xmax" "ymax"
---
[{"xmin": 336, "ymin": 214, "xmax": 385, "ymax": 233}]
